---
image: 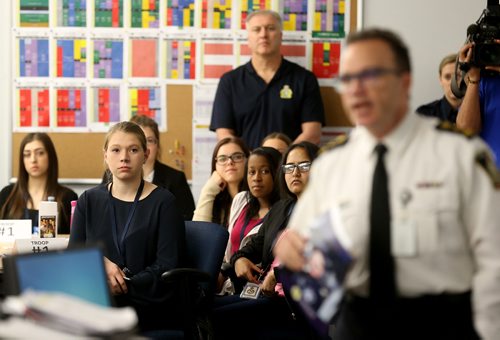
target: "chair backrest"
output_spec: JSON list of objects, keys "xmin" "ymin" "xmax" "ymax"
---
[{"xmin": 183, "ymin": 221, "xmax": 229, "ymax": 293}]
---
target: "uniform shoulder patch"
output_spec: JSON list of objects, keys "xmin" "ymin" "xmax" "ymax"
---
[
  {"xmin": 435, "ymin": 121, "xmax": 475, "ymax": 139},
  {"xmin": 476, "ymin": 151, "xmax": 500, "ymax": 189},
  {"xmin": 320, "ymin": 134, "xmax": 349, "ymax": 154}
]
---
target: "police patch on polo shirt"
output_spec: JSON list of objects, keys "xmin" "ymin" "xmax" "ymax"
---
[{"xmin": 280, "ymin": 85, "xmax": 293, "ymax": 99}]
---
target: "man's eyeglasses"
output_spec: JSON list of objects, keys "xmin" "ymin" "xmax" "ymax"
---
[
  {"xmin": 336, "ymin": 67, "xmax": 401, "ymax": 90},
  {"xmin": 282, "ymin": 161, "xmax": 312, "ymax": 174},
  {"xmin": 215, "ymin": 152, "xmax": 246, "ymax": 165}
]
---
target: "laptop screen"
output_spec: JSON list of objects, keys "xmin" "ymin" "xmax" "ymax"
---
[{"xmin": 10, "ymin": 247, "xmax": 112, "ymax": 307}]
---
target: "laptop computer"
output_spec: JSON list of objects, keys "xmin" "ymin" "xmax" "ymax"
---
[{"xmin": 3, "ymin": 246, "xmax": 113, "ymax": 307}]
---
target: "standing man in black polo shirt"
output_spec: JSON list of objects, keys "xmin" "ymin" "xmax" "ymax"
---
[
  {"xmin": 416, "ymin": 53, "xmax": 462, "ymax": 123},
  {"xmin": 209, "ymin": 10, "xmax": 325, "ymax": 150}
]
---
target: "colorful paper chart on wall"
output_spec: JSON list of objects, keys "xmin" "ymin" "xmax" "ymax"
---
[
  {"xmin": 57, "ymin": 0, "xmax": 87, "ymax": 27},
  {"xmin": 201, "ymin": 0, "xmax": 232, "ymax": 29},
  {"xmin": 55, "ymin": 87, "xmax": 87, "ymax": 127},
  {"xmin": 278, "ymin": 0, "xmax": 308, "ymax": 31},
  {"xmin": 12, "ymin": 0, "xmax": 354, "ymax": 134},
  {"xmin": 312, "ymin": 41, "xmax": 341, "ymax": 78},
  {"xmin": 192, "ymin": 84, "xmax": 218, "ymax": 201},
  {"xmin": 240, "ymin": 0, "xmax": 273, "ymax": 29},
  {"xmin": 91, "ymin": 86, "xmax": 121, "ymax": 125},
  {"xmin": 19, "ymin": 38, "xmax": 49, "ymax": 77},
  {"xmin": 130, "ymin": 38, "xmax": 159, "ymax": 77},
  {"xmin": 281, "ymin": 41, "xmax": 307, "ymax": 68},
  {"xmin": 92, "ymin": 39, "xmax": 124, "ymax": 79},
  {"xmin": 201, "ymin": 40, "xmax": 234, "ymax": 80},
  {"xmin": 166, "ymin": 0, "xmax": 195, "ymax": 28},
  {"xmin": 94, "ymin": 0, "xmax": 123, "ymax": 28},
  {"xmin": 128, "ymin": 86, "xmax": 164, "ymax": 128},
  {"xmin": 131, "ymin": 0, "xmax": 159, "ymax": 28},
  {"xmin": 55, "ymin": 39, "xmax": 87, "ymax": 78},
  {"xmin": 19, "ymin": 0, "xmax": 49, "ymax": 27},
  {"xmin": 17, "ymin": 87, "xmax": 50, "ymax": 128},
  {"xmin": 165, "ymin": 39, "xmax": 196, "ymax": 80},
  {"xmin": 312, "ymin": 0, "xmax": 346, "ymax": 38}
]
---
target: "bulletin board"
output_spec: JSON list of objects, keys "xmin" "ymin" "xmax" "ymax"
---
[{"xmin": 12, "ymin": 0, "xmax": 358, "ymax": 179}]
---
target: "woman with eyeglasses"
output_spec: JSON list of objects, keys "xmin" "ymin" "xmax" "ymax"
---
[
  {"xmin": 193, "ymin": 137, "xmax": 250, "ymax": 227},
  {"xmin": 102, "ymin": 115, "xmax": 195, "ymax": 220},
  {"xmin": 213, "ymin": 142, "xmax": 320, "ymax": 339}
]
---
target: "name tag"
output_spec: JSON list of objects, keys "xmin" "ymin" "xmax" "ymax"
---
[
  {"xmin": 391, "ymin": 217, "xmax": 417, "ymax": 257},
  {"xmin": 0, "ymin": 220, "xmax": 32, "ymax": 241},
  {"xmin": 240, "ymin": 282, "xmax": 262, "ymax": 299},
  {"xmin": 14, "ymin": 238, "xmax": 69, "ymax": 254}
]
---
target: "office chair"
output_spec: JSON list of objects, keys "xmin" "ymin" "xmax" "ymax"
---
[{"xmin": 160, "ymin": 221, "xmax": 229, "ymax": 340}]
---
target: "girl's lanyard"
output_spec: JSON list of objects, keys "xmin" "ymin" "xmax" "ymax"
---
[
  {"xmin": 108, "ymin": 180, "xmax": 144, "ymax": 265},
  {"xmin": 239, "ymin": 218, "xmax": 253, "ymax": 245}
]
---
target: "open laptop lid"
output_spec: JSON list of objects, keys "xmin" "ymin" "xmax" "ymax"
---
[{"xmin": 3, "ymin": 246, "xmax": 113, "ymax": 307}]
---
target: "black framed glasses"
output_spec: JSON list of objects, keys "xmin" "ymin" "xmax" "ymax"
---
[
  {"xmin": 335, "ymin": 67, "xmax": 401, "ymax": 90},
  {"xmin": 282, "ymin": 161, "xmax": 312, "ymax": 174},
  {"xmin": 215, "ymin": 152, "xmax": 246, "ymax": 165}
]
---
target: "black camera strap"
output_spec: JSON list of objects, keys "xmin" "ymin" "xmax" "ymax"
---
[{"xmin": 451, "ymin": 55, "xmax": 468, "ymax": 99}]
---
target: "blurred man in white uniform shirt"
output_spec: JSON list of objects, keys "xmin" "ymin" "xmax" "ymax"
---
[{"xmin": 275, "ymin": 28, "xmax": 500, "ymax": 340}]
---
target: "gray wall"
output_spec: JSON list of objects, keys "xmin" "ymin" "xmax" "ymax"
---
[{"xmin": 362, "ymin": 0, "xmax": 485, "ymax": 112}]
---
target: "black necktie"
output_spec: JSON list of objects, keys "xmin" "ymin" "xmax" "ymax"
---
[{"xmin": 369, "ymin": 143, "xmax": 396, "ymax": 304}]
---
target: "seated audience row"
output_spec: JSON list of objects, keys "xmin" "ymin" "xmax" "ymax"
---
[
  {"xmin": 1, "ymin": 123, "xmax": 316, "ymax": 336},
  {"xmin": 212, "ymin": 141, "xmax": 320, "ymax": 339}
]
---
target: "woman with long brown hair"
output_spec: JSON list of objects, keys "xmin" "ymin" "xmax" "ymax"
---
[
  {"xmin": 0, "ymin": 133, "xmax": 77, "ymax": 234},
  {"xmin": 193, "ymin": 136, "xmax": 250, "ymax": 227}
]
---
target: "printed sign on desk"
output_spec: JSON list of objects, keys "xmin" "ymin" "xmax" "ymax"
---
[
  {"xmin": 0, "ymin": 220, "xmax": 32, "ymax": 241},
  {"xmin": 0, "ymin": 220, "xmax": 32, "ymax": 257},
  {"xmin": 14, "ymin": 238, "xmax": 69, "ymax": 254}
]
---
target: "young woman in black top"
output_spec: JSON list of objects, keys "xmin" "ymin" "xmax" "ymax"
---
[{"xmin": 0, "ymin": 133, "xmax": 77, "ymax": 234}]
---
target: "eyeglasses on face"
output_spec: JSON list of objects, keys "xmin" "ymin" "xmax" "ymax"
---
[
  {"xmin": 335, "ymin": 67, "xmax": 401, "ymax": 90},
  {"xmin": 282, "ymin": 161, "xmax": 312, "ymax": 174},
  {"xmin": 215, "ymin": 152, "xmax": 246, "ymax": 165}
]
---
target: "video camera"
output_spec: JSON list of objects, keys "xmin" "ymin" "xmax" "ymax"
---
[
  {"xmin": 467, "ymin": 0, "xmax": 500, "ymax": 67},
  {"xmin": 451, "ymin": 0, "xmax": 500, "ymax": 98}
]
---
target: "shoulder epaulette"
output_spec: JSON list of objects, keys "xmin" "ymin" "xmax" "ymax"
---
[
  {"xmin": 475, "ymin": 151, "xmax": 500, "ymax": 189},
  {"xmin": 320, "ymin": 134, "xmax": 349, "ymax": 154},
  {"xmin": 435, "ymin": 121, "xmax": 475, "ymax": 139}
]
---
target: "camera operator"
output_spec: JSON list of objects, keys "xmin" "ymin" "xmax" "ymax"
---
[{"xmin": 456, "ymin": 39, "xmax": 500, "ymax": 167}]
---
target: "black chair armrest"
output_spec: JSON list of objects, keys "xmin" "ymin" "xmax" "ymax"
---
[
  {"xmin": 220, "ymin": 262, "xmax": 234, "ymax": 277},
  {"xmin": 161, "ymin": 268, "xmax": 211, "ymax": 284}
]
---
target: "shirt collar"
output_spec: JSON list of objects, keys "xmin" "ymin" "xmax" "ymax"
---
[
  {"xmin": 354, "ymin": 112, "xmax": 418, "ymax": 159},
  {"xmin": 245, "ymin": 57, "xmax": 287, "ymax": 76}
]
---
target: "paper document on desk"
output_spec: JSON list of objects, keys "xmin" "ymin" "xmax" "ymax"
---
[
  {"xmin": 3, "ymin": 290, "xmax": 138, "ymax": 336},
  {"xmin": 277, "ymin": 207, "xmax": 353, "ymax": 336}
]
